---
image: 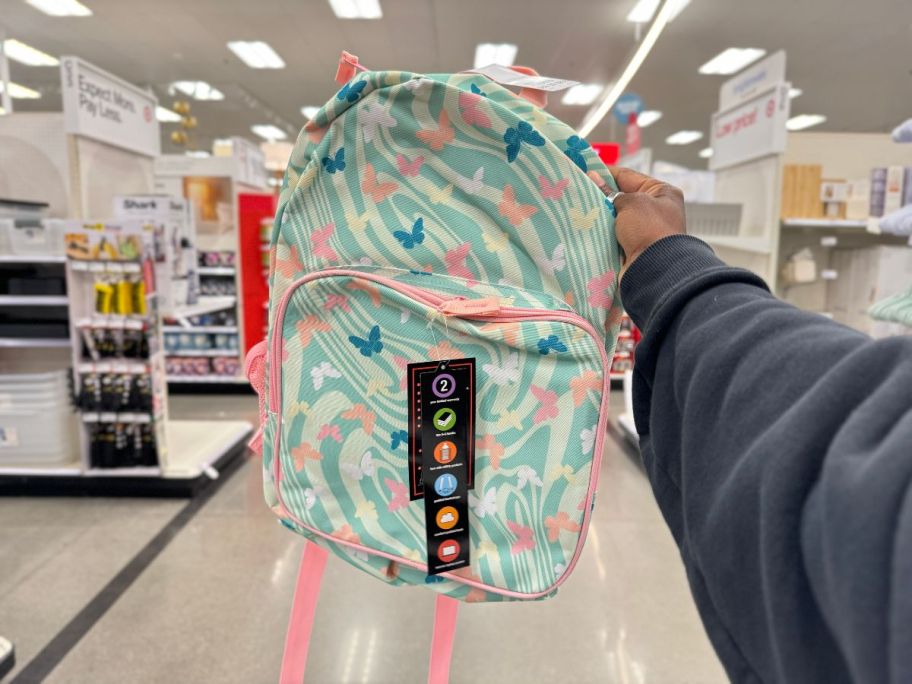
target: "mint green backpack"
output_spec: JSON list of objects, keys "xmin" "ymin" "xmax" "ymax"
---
[{"xmin": 246, "ymin": 52, "xmax": 622, "ymax": 682}]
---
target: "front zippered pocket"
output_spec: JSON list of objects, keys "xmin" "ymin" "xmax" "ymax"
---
[{"xmin": 269, "ymin": 267, "xmax": 610, "ymax": 599}]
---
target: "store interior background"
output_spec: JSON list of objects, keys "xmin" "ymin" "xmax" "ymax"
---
[{"xmin": 0, "ymin": 0, "xmax": 910, "ymax": 681}]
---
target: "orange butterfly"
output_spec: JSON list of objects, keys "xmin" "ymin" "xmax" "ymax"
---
[
  {"xmin": 341, "ymin": 403, "xmax": 376, "ymax": 435},
  {"xmin": 416, "ymin": 110, "xmax": 455, "ymax": 151},
  {"xmin": 296, "ymin": 315, "xmax": 331, "ymax": 348},
  {"xmin": 479, "ymin": 321, "xmax": 519, "ymax": 346},
  {"xmin": 476, "ymin": 434, "xmax": 505, "ymax": 470},
  {"xmin": 428, "ymin": 340, "xmax": 461, "ymax": 362},
  {"xmin": 570, "ymin": 370, "xmax": 602, "ymax": 406},
  {"xmin": 346, "ymin": 279, "xmax": 382, "ymax": 307},
  {"xmin": 498, "ymin": 185, "xmax": 538, "ymax": 227},
  {"xmin": 564, "ymin": 290, "xmax": 575, "ymax": 307},
  {"xmin": 305, "ymin": 123, "xmax": 327, "ymax": 144},
  {"xmin": 445, "ymin": 243, "xmax": 474, "ymax": 281},
  {"xmin": 291, "ymin": 441, "xmax": 321, "ymax": 471},
  {"xmin": 544, "ymin": 511, "xmax": 580, "ymax": 543},
  {"xmin": 361, "ymin": 163, "xmax": 399, "ymax": 203},
  {"xmin": 333, "ymin": 524, "xmax": 361, "ymax": 544},
  {"xmin": 275, "ymin": 244, "xmax": 303, "ymax": 279}
]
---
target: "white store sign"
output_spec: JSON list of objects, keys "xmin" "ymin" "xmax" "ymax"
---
[
  {"xmin": 709, "ymin": 83, "xmax": 791, "ymax": 170},
  {"xmin": 60, "ymin": 56, "xmax": 161, "ymax": 157},
  {"xmin": 718, "ymin": 50, "xmax": 787, "ymax": 111}
]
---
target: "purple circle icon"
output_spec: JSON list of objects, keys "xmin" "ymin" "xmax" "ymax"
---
[{"xmin": 432, "ymin": 373, "xmax": 456, "ymax": 398}]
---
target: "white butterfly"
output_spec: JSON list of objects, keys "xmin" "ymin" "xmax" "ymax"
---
[
  {"xmin": 554, "ymin": 562, "xmax": 567, "ymax": 577},
  {"xmin": 482, "ymin": 352, "xmax": 519, "ymax": 386},
  {"xmin": 402, "ymin": 77, "xmax": 427, "ymax": 92},
  {"xmin": 516, "ymin": 465, "xmax": 543, "ymax": 489},
  {"xmin": 535, "ymin": 243, "xmax": 567, "ymax": 276},
  {"xmin": 360, "ymin": 102, "xmax": 397, "ymax": 142},
  {"xmin": 358, "ymin": 256, "xmax": 373, "ymax": 266},
  {"xmin": 310, "ymin": 361, "xmax": 341, "ymax": 390},
  {"xmin": 455, "ymin": 167, "xmax": 485, "ymax": 194},
  {"xmin": 468, "ymin": 487, "xmax": 497, "ymax": 518},
  {"xmin": 400, "ymin": 310, "xmax": 411, "ymax": 324},
  {"xmin": 303, "ymin": 484, "xmax": 325, "ymax": 510},
  {"xmin": 341, "ymin": 450, "xmax": 375, "ymax": 481},
  {"xmin": 580, "ymin": 424, "xmax": 598, "ymax": 455}
]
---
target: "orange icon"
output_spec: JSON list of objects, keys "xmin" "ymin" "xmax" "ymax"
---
[
  {"xmin": 436, "ymin": 506, "xmax": 459, "ymax": 530},
  {"xmin": 434, "ymin": 440, "xmax": 457, "ymax": 464}
]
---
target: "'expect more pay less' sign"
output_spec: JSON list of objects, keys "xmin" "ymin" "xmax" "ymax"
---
[{"xmin": 60, "ymin": 56, "xmax": 160, "ymax": 158}]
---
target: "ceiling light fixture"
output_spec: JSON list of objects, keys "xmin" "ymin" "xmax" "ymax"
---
[
  {"xmin": 636, "ymin": 109, "xmax": 662, "ymax": 127},
  {"xmin": 698, "ymin": 47, "xmax": 766, "ymax": 75},
  {"xmin": 24, "ymin": 0, "xmax": 92, "ymax": 16},
  {"xmin": 251, "ymin": 124, "xmax": 288, "ymax": 141},
  {"xmin": 578, "ymin": 0, "xmax": 676, "ymax": 138},
  {"xmin": 626, "ymin": 0, "xmax": 690, "ymax": 23},
  {"xmin": 301, "ymin": 106, "xmax": 320, "ymax": 119},
  {"xmin": 786, "ymin": 114, "xmax": 826, "ymax": 131},
  {"xmin": 0, "ymin": 81, "xmax": 41, "ymax": 99},
  {"xmin": 2, "ymin": 39, "xmax": 59, "ymax": 66},
  {"xmin": 561, "ymin": 84, "xmax": 604, "ymax": 106},
  {"xmin": 473, "ymin": 43, "xmax": 518, "ymax": 69},
  {"xmin": 170, "ymin": 81, "xmax": 224, "ymax": 101},
  {"xmin": 328, "ymin": 0, "xmax": 383, "ymax": 19},
  {"xmin": 698, "ymin": 147, "xmax": 713, "ymax": 158},
  {"xmin": 788, "ymin": 87, "xmax": 802, "ymax": 99},
  {"xmin": 156, "ymin": 106, "xmax": 181, "ymax": 123},
  {"xmin": 665, "ymin": 130, "xmax": 703, "ymax": 145},
  {"xmin": 227, "ymin": 41, "xmax": 285, "ymax": 69}
]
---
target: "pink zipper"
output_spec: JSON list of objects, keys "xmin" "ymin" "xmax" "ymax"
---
[{"xmin": 268, "ymin": 268, "xmax": 612, "ymax": 599}]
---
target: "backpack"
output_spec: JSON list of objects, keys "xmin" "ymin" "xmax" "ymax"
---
[{"xmin": 246, "ymin": 51, "xmax": 623, "ymax": 683}]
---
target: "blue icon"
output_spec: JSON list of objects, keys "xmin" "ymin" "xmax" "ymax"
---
[{"xmin": 434, "ymin": 473, "xmax": 458, "ymax": 497}]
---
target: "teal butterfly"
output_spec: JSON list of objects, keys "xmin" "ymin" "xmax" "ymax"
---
[
  {"xmin": 470, "ymin": 83, "xmax": 487, "ymax": 97},
  {"xmin": 321, "ymin": 148, "xmax": 345, "ymax": 174},
  {"xmin": 564, "ymin": 136, "xmax": 590, "ymax": 172},
  {"xmin": 504, "ymin": 121, "xmax": 545, "ymax": 162},
  {"xmin": 390, "ymin": 430, "xmax": 408, "ymax": 450},
  {"xmin": 604, "ymin": 196, "xmax": 618, "ymax": 218},
  {"xmin": 537, "ymin": 335, "xmax": 568, "ymax": 355},
  {"xmin": 394, "ymin": 217, "xmax": 425, "ymax": 249},
  {"xmin": 337, "ymin": 80, "xmax": 367, "ymax": 103},
  {"xmin": 349, "ymin": 325, "xmax": 383, "ymax": 357}
]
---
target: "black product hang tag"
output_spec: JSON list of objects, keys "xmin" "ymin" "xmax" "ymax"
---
[
  {"xmin": 407, "ymin": 358, "xmax": 476, "ymax": 501},
  {"xmin": 407, "ymin": 358, "xmax": 474, "ymax": 575}
]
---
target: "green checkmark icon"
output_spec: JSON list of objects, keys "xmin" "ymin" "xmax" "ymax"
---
[{"xmin": 433, "ymin": 407, "xmax": 457, "ymax": 432}]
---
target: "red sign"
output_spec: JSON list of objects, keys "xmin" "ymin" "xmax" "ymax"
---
[
  {"xmin": 625, "ymin": 113, "xmax": 641, "ymax": 156},
  {"xmin": 590, "ymin": 142, "xmax": 620, "ymax": 165}
]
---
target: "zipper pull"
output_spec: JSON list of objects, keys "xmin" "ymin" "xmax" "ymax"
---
[{"xmin": 438, "ymin": 296, "xmax": 502, "ymax": 317}]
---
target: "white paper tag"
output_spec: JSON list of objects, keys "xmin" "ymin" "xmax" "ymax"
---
[{"xmin": 469, "ymin": 64, "xmax": 579, "ymax": 92}]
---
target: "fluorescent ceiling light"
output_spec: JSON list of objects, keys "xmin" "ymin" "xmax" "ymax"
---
[
  {"xmin": 171, "ymin": 81, "xmax": 224, "ymax": 101},
  {"xmin": 251, "ymin": 124, "xmax": 288, "ymax": 141},
  {"xmin": 25, "ymin": 0, "xmax": 92, "ymax": 15},
  {"xmin": 474, "ymin": 43, "xmax": 518, "ymax": 69},
  {"xmin": 626, "ymin": 0, "xmax": 690, "ymax": 23},
  {"xmin": 786, "ymin": 114, "xmax": 826, "ymax": 131},
  {"xmin": 665, "ymin": 130, "xmax": 703, "ymax": 145},
  {"xmin": 156, "ymin": 106, "xmax": 181, "ymax": 123},
  {"xmin": 301, "ymin": 106, "xmax": 320, "ymax": 119},
  {"xmin": 788, "ymin": 87, "xmax": 802, "ymax": 99},
  {"xmin": 698, "ymin": 47, "xmax": 766, "ymax": 75},
  {"xmin": 698, "ymin": 147, "xmax": 713, "ymax": 158},
  {"xmin": 328, "ymin": 0, "xmax": 383, "ymax": 19},
  {"xmin": 0, "ymin": 81, "xmax": 41, "ymax": 99},
  {"xmin": 578, "ymin": 0, "xmax": 676, "ymax": 137},
  {"xmin": 562, "ymin": 84, "xmax": 603, "ymax": 106},
  {"xmin": 227, "ymin": 41, "xmax": 285, "ymax": 69},
  {"xmin": 636, "ymin": 109, "xmax": 662, "ymax": 127},
  {"xmin": 2, "ymin": 39, "xmax": 59, "ymax": 66}
]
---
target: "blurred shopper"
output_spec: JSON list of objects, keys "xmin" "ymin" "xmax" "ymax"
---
[{"xmin": 606, "ymin": 167, "xmax": 912, "ymax": 683}]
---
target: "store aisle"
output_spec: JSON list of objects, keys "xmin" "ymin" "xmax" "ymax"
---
[{"xmin": 3, "ymin": 392, "xmax": 725, "ymax": 684}]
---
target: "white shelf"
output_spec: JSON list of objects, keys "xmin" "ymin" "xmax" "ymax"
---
[
  {"xmin": 166, "ymin": 349, "xmax": 239, "ymax": 357},
  {"xmin": 609, "ymin": 372, "xmax": 626, "ymax": 381},
  {"xmin": 169, "ymin": 296, "xmax": 237, "ymax": 324},
  {"xmin": 0, "ymin": 294, "xmax": 68, "ymax": 306},
  {"xmin": 197, "ymin": 266, "xmax": 236, "ymax": 276},
  {"xmin": 167, "ymin": 375, "xmax": 247, "ymax": 384},
  {"xmin": 618, "ymin": 414, "xmax": 639, "ymax": 445},
  {"xmin": 781, "ymin": 218, "xmax": 868, "ymax": 229},
  {"xmin": 0, "ymin": 337, "xmax": 71, "ymax": 348},
  {"xmin": 0, "ymin": 254, "xmax": 66, "ymax": 264},
  {"xmin": 85, "ymin": 466, "xmax": 162, "ymax": 477},
  {"xmin": 701, "ymin": 235, "xmax": 772, "ymax": 255},
  {"xmin": 162, "ymin": 325, "xmax": 238, "ymax": 334},
  {"xmin": 0, "ymin": 463, "xmax": 83, "ymax": 476}
]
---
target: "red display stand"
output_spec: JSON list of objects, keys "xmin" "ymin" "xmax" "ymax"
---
[{"xmin": 238, "ymin": 193, "xmax": 276, "ymax": 355}]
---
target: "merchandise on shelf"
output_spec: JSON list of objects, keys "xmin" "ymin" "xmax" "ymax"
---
[
  {"xmin": 198, "ymin": 250, "xmax": 236, "ymax": 268},
  {"xmin": 610, "ymin": 313, "xmax": 641, "ymax": 377},
  {"xmin": 85, "ymin": 417, "xmax": 157, "ymax": 468}
]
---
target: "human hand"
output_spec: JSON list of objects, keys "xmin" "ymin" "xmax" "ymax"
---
[{"xmin": 603, "ymin": 167, "xmax": 687, "ymax": 281}]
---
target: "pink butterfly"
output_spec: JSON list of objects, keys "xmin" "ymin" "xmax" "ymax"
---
[
  {"xmin": 531, "ymin": 384, "xmax": 559, "ymax": 424},
  {"xmin": 324, "ymin": 294, "xmax": 350, "ymax": 312},
  {"xmin": 476, "ymin": 434, "xmax": 505, "ymax": 470},
  {"xmin": 311, "ymin": 223, "xmax": 338, "ymax": 262},
  {"xmin": 570, "ymin": 370, "xmax": 601, "ymax": 407},
  {"xmin": 498, "ymin": 185, "xmax": 538, "ymax": 227},
  {"xmin": 445, "ymin": 243, "xmax": 474, "ymax": 281},
  {"xmin": 507, "ymin": 520, "xmax": 536, "ymax": 555},
  {"xmin": 275, "ymin": 244, "xmax": 303, "ymax": 279},
  {"xmin": 587, "ymin": 271, "xmax": 616, "ymax": 308},
  {"xmin": 396, "ymin": 153, "xmax": 425, "ymax": 177},
  {"xmin": 296, "ymin": 315, "xmax": 331, "ymax": 348},
  {"xmin": 544, "ymin": 511, "xmax": 580, "ymax": 543},
  {"xmin": 385, "ymin": 478, "xmax": 409, "ymax": 512},
  {"xmin": 538, "ymin": 175, "xmax": 570, "ymax": 200},
  {"xmin": 458, "ymin": 91, "xmax": 492, "ymax": 128},
  {"xmin": 393, "ymin": 355, "xmax": 409, "ymax": 390},
  {"xmin": 317, "ymin": 423, "xmax": 342, "ymax": 442}
]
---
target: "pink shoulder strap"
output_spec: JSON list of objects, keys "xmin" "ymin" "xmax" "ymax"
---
[{"xmin": 428, "ymin": 594, "xmax": 459, "ymax": 684}]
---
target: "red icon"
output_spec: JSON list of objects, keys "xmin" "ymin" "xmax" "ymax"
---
[{"xmin": 437, "ymin": 539, "xmax": 461, "ymax": 563}]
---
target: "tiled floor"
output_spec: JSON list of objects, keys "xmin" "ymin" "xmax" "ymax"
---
[{"xmin": 1, "ymin": 392, "xmax": 726, "ymax": 683}]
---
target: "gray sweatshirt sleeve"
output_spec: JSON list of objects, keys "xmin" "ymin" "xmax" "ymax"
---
[{"xmin": 619, "ymin": 234, "xmax": 912, "ymax": 683}]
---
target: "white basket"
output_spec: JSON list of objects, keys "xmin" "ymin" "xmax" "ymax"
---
[
  {"xmin": 0, "ymin": 404, "xmax": 73, "ymax": 464},
  {"xmin": 5, "ymin": 219, "xmax": 66, "ymax": 257}
]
